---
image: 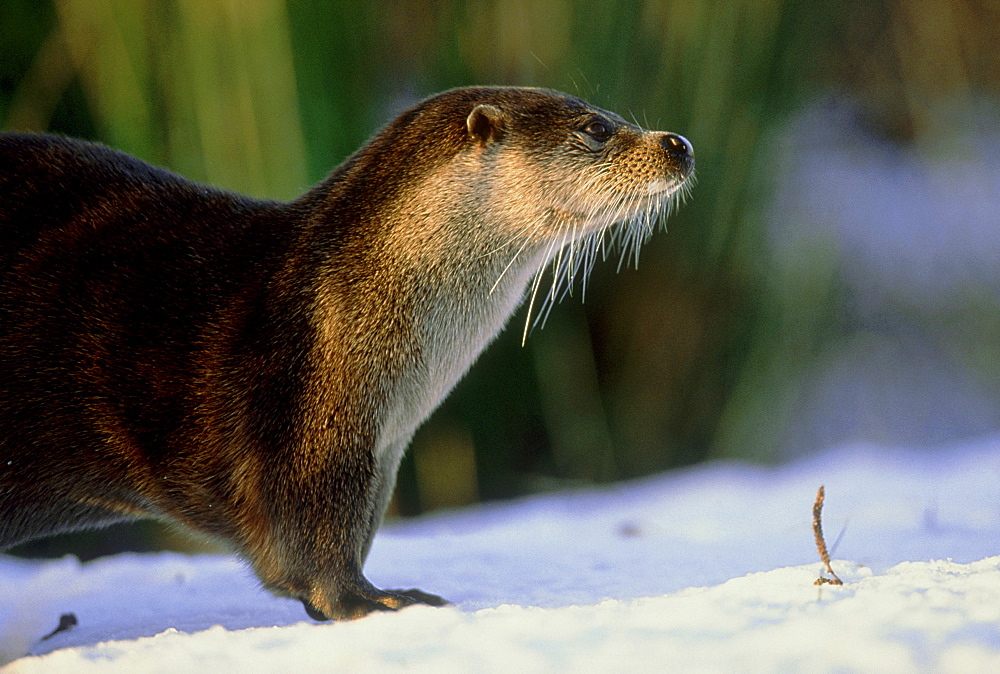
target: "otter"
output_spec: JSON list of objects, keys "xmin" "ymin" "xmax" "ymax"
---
[{"xmin": 0, "ymin": 87, "xmax": 693, "ymax": 620}]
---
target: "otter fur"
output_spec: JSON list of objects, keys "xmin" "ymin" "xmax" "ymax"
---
[{"xmin": 0, "ymin": 87, "xmax": 693, "ymax": 620}]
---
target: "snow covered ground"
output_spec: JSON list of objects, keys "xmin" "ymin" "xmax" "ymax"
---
[{"xmin": 2, "ymin": 436, "xmax": 999, "ymax": 672}]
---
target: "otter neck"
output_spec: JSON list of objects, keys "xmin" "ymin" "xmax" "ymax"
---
[{"xmin": 302, "ymin": 164, "xmax": 558, "ymax": 454}]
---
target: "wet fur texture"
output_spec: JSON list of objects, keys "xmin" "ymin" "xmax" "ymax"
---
[{"xmin": 0, "ymin": 87, "xmax": 693, "ymax": 619}]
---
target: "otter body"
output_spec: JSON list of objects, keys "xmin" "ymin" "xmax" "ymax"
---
[{"xmin": 0, "ymin": 87, "xmax": 693, "ymax": 619}]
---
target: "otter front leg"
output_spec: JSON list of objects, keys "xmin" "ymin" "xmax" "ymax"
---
[
  {"xmin": 246, "ymin": 444, "xmax": 444, "ymax": 620},
  {"xmin": 352, "ymin": 441, "xmax": 450, "ymax": 615}
]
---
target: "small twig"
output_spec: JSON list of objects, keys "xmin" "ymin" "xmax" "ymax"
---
[{"xmin": 813, "ymin": 485, "xmax": 843, "ymax": 586}]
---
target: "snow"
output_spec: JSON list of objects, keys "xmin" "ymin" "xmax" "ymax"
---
[{"xmin": 2, "ymin": 437, "xmax": 999, "ymax": 672}]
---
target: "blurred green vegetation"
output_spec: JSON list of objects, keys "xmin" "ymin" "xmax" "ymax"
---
[{"xmin": 2, "ymin": 0, "xmax": 998, "ymax": 556}]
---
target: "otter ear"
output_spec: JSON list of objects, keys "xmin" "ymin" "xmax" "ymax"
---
[{"xmin": 467, "ymin": 104, "xmax": 506, "ymax": 145}]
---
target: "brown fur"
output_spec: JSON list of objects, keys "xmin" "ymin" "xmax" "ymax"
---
[{"xmin": 0, "ymin": 87, "xmax": 693, "ymax": 619}]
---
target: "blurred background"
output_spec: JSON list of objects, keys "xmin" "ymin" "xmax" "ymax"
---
[{"xmin": 2, "ymin": 0, "xmax": 999, "ymax": 558}]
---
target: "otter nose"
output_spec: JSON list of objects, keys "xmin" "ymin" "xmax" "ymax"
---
[{"xmin": 662, "ymin": 133, "xmax": 693, "ymax": 157}]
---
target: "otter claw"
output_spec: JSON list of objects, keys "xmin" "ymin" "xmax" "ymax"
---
[{"xmin": 392, "ymin": 588, "xmax": 450, "ymax": 607}]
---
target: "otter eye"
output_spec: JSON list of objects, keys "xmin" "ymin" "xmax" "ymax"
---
[{"xmin": 582, "ymin": 119, "xmax": 612, "ymax": 141}]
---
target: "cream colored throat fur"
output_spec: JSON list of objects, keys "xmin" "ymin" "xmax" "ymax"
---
[{"xmin": 323, "ymin": 154, "xmax": 554, "ymax": 467}]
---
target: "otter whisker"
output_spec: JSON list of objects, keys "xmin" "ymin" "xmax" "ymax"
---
[
  {"xmin": 477, "ymin": 236, "xmax": 521, "ymax": 261},
  {"xmin": 560, "ymin": 221, "xmax": 581, "ymax": 298},
  {"xmin": 489, "ymin": 235, "xmax": 535, "ymax": 295},
  {"xmin": 549, "ymin": 223, "xmax": 572, "ymax": 301},
  {"xmin": 531, "ymin": 185, "xmax": 664, "ymax": 334},
  {"xmin": 539, "ymin": 224, "xmax": 574, "ymax": 325},
  {"xmin": 522, "ymin": 224, "xmax": 566, "ymax": 345}
]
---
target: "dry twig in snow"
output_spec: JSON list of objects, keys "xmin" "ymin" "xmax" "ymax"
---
[{"xmin": 813, "ymin": 485, "xmax": 843, "ymax": 586}]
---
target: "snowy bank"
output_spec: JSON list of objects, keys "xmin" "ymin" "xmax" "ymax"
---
[{"xmin": 3, "ymin": 437, "xmax": 999, "ymax": 671}]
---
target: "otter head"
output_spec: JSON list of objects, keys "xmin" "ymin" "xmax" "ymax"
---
[
  {"xmin": 461, "ymin": 88, "xmax": 694, "ymax": 237},
  {"xmin": 453, "ymin": 87, "xmax": 695, "ymax": 335}
]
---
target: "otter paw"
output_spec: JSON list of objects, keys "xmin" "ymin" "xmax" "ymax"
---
[
  {"xmin": 302, "ymin": 587, "xmax": 448, "ymax": 621},
  {"xmin": 303, "ymin": 594, "xmax": 394, "ymax": 621}
]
